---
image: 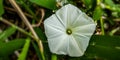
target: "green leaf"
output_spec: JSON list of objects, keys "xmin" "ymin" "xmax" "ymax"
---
[
  {"xmin": 18, "ymin": 38, "xmax": 30, "ymax": 60},
  {"xmin": 0, "ymin": 39, "xmax": 25, "ymax": 57},
  {"xmin": 93, "ymin": 6, "xmax": 103, "ymax": 21},
  {"xmin": 82, "ymin": 0, "xmax": 92, "ymax": 8},
  {"xmin": 0, "ymin": 56, "xmax": 10, "ymax": 60},
  {"xmin": 32, "ymin": 42, "xmax": 42, "ymax": 60},
  {"xmin": 104, "ymin": 0, "xmax": 120, "ymax": 12},
  {"xmin": 104, "ymin": 0, "xmax": 115, "ymax": 7},
  {"xmin": 34, "ymin": 27, "xmax": 47, "ymax": 41},
  {"xmin": 0, "ymin": 27, "xmax": 16, "ymax": 42},
  {"xmin": 29, "ymin": 0, "xmax": 57, "ymax": 10},
  {"xmin": 87, "ymin": 35, "xmax": 120, "ymax": 59},
  {"xmin": 51, "ymin": 54, "xmax": 57, "ymax": 60},
  {"xmin": 0, "ymin": 0, "xmax": 4, "ymax": 16}
]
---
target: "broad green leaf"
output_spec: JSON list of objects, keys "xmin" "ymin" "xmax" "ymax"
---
[
  {"xmin": 69, "ymin": 35, "xmax": 120, "ymax": 60},
  {"xmin": 0, "ymin": 0, "xmax": 4, "ymax": 16},
  {"xmin": 0, "ymin": 27, "xmax": 16, "ymax": 42},
  {"xmin": 0, "ymin": 39, "xmax": 25, "ymax": 57},
  {"xmin": 93, "ymin": 6, "xmax": 103, "ymax": 21},
  {"xmin": 18, "ymin": 38, "xmax": 30, "ymax": 60},
  {"xmin": 30, "ymin": 0, "xmax": 57, "ymax": 10}
]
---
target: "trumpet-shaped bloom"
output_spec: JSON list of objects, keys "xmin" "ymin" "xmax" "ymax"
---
[{"xmin": 44, "ymin": 4, "xmax": 96, "ymax": 57}]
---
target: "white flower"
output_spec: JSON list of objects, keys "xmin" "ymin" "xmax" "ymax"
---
[{"xmin": 44, "ymin": 4, "xmax": 96, "ymax": 57}]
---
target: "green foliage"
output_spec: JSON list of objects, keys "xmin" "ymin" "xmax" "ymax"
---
[
  {"xmin": 51, "ymin": 54, "xmax": 57, "ymax": 60},
  {"xmin": 32, "ymin": 42, "xmax": 42, "ymax": 60},
  {"xmin": 82, "ymin": 0, "xmax": 92, "ymax": 9},
  {"xmin": 93, "ymin": 6, "xmax": 103, "ymax": 21},
  {"xmin": 29, "ymin": 0, "xmax": 57, "ymax": 10},
  {"xmin": 104, "ymin": 0, "xmax": 120, "ymax": 12},
  {"xmin": 87, "ymin": 35, "xmax": 120, "ymax": 60},
  {"xmin": 0, "ymin": 27, "xmax": 25, "ymax": 58},
  {"xmin": 18, "ymin": 38, "xmax": 30, "ymax": 60},
  {"xmin": 104, "ymin": 0, "xmax": 115, "ymax": 7},
  {"xmin": 0, "ymin": 0, "xmax": 4, "ymax": 16},
  {"xmin": 0, "ymin": 27, "xmax": 16, "ymax": 42},
  {"xmin": 34, "ymin": 27, "xmax": 47, "ymax": 41},
  {"xmin": 0, "ymin": 39, "xmax": 25, "ymax": 57},
  {"xmin": 0, "ymin": 56, "xmax": 9, "ymax": 60}
]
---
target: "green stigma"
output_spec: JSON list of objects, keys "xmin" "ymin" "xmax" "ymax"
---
[{"xmin": 66, "ymin": 29, "xmax": 72, "ymax": 35}]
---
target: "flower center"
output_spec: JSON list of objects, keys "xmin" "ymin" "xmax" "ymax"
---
[{"xmin": 66, "ymin": 29, "xmax": 72, "ymax": 35}]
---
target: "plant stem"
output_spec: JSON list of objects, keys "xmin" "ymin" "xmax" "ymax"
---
[
  {"xmin": 32, "ymin": 9, "xmax": 45, "ymax": 27},
  {"xmin": 109, "ymin": 27, "xmax": 120, "ymax": 36},
  {"xmin": 100, "ymin": 17, "xmax": 105, "ymax": 35},
  {"xmin": 9, "ymin": 0, "xmax": 45, "ymax": 60},
  {"xmin": 97, "ymin": 0, "xmax": 101, "ymax": 5},
  {"xmin": 19, "ymin": 0, "xmax": 38, "ymax": 20},
  {"xmin": 0, "ymin": 17, "xmax": 34, "ymax": 40},
  {"xmin": 51, "ymin": 54, "xmax": 57, "ymax": 60}
]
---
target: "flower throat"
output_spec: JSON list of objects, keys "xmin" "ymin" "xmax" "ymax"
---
[{"xmin": 66, "ymin": 29, "xmax": 72, "ymax": 35}]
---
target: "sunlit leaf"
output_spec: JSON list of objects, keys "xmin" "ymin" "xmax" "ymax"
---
[
  {"xmin": 18, "ymin": 38, "xmax": 30, "ymax": 60},
  {"xmin": 51, "ymin": 54, "xmax": 57, "ymax": 60}
]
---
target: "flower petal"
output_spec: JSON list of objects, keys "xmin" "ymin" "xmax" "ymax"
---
[
  {"xmin": 48, "ymin": 34, "xmax": 68, "ymax": 55},
  {"xmin": 72, "ymin": 33, "xmax": 90, "ymax": 55},
  {"xmin": 73, "ymin": 24, "xmax": 96, "ymax": 36},
  {"xmin": 55, "ymin": 6, "xmax": 68, "ymax": 28},
  {"xmin": 44, "ymin": 19, "xmax": 68, "ymax": 54},
  {"xmin": 44, "ymin": 14, "xmax": 65, "ymax": 32},
  {"xmin": 44, "ymin": 14, "xmax": 68, "ymax": 55},
  {"xmin": 71, "ymin": 13, "xmax": 95, "ymax": 28},
  {"xmin": 67, "ymin": 35, "xmax": 84, "ymax": 56},
  {"xmin": 56, "ymin": 4, "xmax": 83, "ymax": 28},
  {"xmin": 44, "ymin": 25, "xmax": 64, "ymax": 39},
  {"xmin": 65, "ymin": 4, "xmax": 82, "ymax": 28}
]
